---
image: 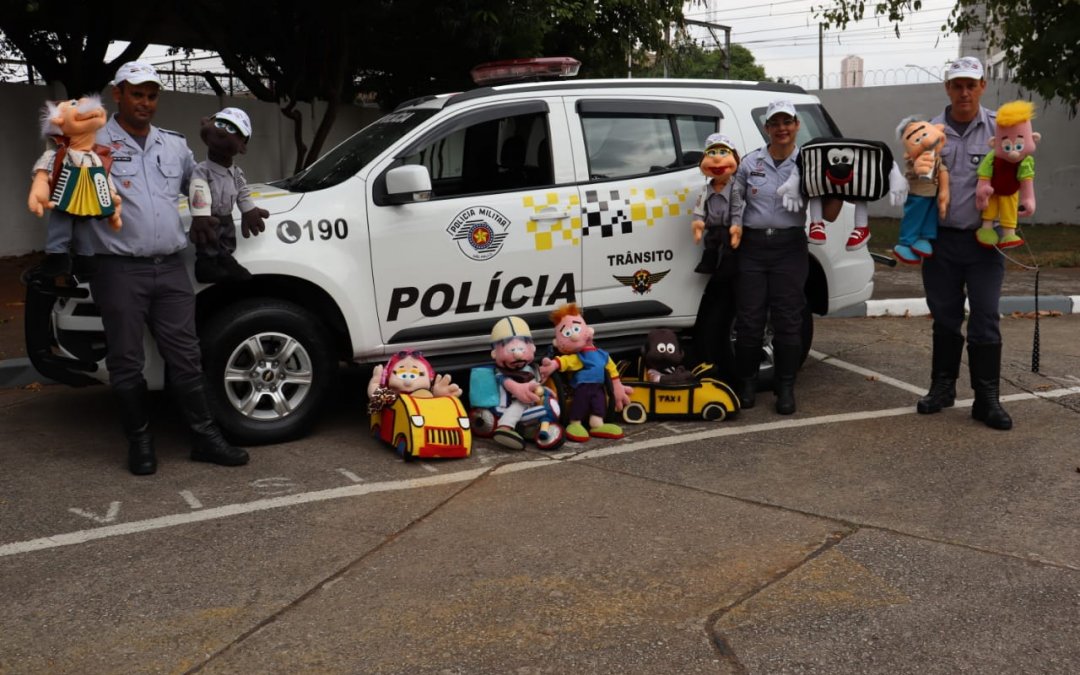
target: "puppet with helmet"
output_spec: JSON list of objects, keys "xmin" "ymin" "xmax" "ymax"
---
[
  {"xmin": 690, "ymin": 133, "xmax": 743, "ymax": 274},
  {"xmin": 538, "ymin": 303, "xmax": 633, "ymax": 442},
  {"xmin": 485, "ymin": 316, "xmax": 564, "ymax": 451},
  {"xmin": 975, "ymin": 100, "xmax": 1040, "ymax": 249},
  {"xmin": 187, "ymin": 107, "xmax": 269, "ymax": 283},
  {"xmin": 27, "ymin": 94, "xmax": 122, "ymax": 280}
]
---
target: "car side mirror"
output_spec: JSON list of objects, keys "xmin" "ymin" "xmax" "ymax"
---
[{"xmin": 385, "ymin": 165, "xmax": 433, "ymax": 204}]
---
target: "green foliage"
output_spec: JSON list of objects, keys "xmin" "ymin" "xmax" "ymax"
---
[
  {"xmin": 636, "ymin": 42, "xmax": 768, "ymax": 81},
  {"xmin": 816, "ymin": 0, "xmax": 1079, "ymax": 115}
]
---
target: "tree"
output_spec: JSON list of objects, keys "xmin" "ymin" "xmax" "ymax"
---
[
  {"xmin": 816, "ymin": 0, "xmax": 1079, "ymax": 115},
  {"xmin": 637, "ymin": 40, "xmax": 768, "ymax": 81},
  {"xmin": 0, "ymin": 1, "xmax": 151, "ymax": 96}
]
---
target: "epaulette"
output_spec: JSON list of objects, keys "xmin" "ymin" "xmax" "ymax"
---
[{"xmin": 160, "ymin": 129, "xmax": 186, "ymax": 139}]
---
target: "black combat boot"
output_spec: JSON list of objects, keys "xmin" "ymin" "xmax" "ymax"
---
[
  {"xmin": 773, "ymin": 343, "xmax": 801, "ymax": 415},
  {"xmin": 172, "ymin": 378, "xmax": 250, "ymax": 466},
  {"xmin": 115, "ymin": 382, "xmax": 156, "ymax": 475},
  {"xmin": 968, "ymin": 342, "xmax": 1013, "ymax": 431},
  {"xmin": 734, "ymin": 343, "xmax": 761, "ymax": 409},
  {"xmin": 916, "ymin": 332, "xmax": 964, "ymax": 414}
]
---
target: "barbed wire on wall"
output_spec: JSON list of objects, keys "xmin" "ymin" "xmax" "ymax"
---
[{"xmin": 780, "ymin": 66, "xmax": 949, "ymax": 89}]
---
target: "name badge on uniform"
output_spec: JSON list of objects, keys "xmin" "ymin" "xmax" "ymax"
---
[
  {"xmin": 112, "ymin": 155, "xmax": 132, "ymax": 162},
  {"xmin": 750, "ymin": 171, "xmax": 766, "ymax": 177}
]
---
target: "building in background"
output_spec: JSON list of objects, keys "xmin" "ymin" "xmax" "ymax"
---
[{"xmin": 840, "ymin": 55, "xmax": 864, "ymax": 88}]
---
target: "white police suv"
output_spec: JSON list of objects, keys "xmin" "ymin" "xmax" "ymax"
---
[{"xmin": 27, "ymin": 58, "xmax": 874, "ymax": 444}]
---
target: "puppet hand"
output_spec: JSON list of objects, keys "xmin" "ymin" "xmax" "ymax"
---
[
  {"xmin": 189, "ymin": 215, "xmax": 220, "ymax": 246},
  {"xmin": 912, "ymin": 152, "xmax": 936, "ymax": 177},
  {"xmin": 505, "ymin": 378, "xmax": 541, "ymax": 405},
  {"xmin": 612, "ymin": 379, "xmax": 633, "ymax": 412},
  {"xmin": 888, "ymin": 163, "xmax": 908, "ymax": 207},
  {"xmin": 691, "ymin": 219, "xmax": 705, "ymax": 244},
  {"xmin": 431, "ymin": 373, "xmax": 462, "ymax": 398},
  {"xmin": 1019, "ymin": 198, "xmax": 1036, "ymax": 216},
  {"xmin": 975, "ymin": 180, "xmax": 993, "ymax": 211},
  {"xmin": 539, "ymin": 357, "xmax": 558, "ymax": 382},
  {"xmin": 241, "ymin": 207, "xmax": 269, "ymax": 238},
  {"xmin": 729, "ymin": 224, "xmax": 742, "ymax": 250},
  {"xmin": 367, "ymin": 365, "xmax": 384, "ymax": 398},
  {"xmin": 777, "ymin": 173, "xmax": 803, "ymax": 212}
]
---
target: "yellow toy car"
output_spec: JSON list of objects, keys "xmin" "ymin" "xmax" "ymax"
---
[
  {"xmin": 616, "ymin": 360, "xmax": 740, "ymax": 424},
  {"xmin": 370, "ymin": 393, "xmax": 472, "ymax": 459}
]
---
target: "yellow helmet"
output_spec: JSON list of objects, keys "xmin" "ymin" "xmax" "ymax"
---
[{"xmin": 490, "ymin": 316, "xmax": 532, "ymax": 344}]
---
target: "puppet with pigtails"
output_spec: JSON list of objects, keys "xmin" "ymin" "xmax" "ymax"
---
[{"xmin": 366, "ymin": 350, "xmax": 462, "ymax": 414}]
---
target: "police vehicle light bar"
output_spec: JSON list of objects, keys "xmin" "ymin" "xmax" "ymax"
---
[{"xmin": 470, "ymin": 57, "xmax": 582, "ymax": 86}]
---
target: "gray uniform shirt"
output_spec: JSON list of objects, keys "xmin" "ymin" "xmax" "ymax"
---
[
  {"xmin": 931, "ymin": 104, "xmax": 996, "ymax": 231},
  {"xmin": 731, "ymin": 146, "xmax": 806, "ymax": 230},
  {"xmin": 691, "ymin": 178, "xmax": 741, "ymax": 230},
  {"xmin": 190, "ymin": 160, "xmax": 256, "ymax": 217},
  {"xmin": 76, "ymin": 115, "xmax": 196, "ymax": 256}
]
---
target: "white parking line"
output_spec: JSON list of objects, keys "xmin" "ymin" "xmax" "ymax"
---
[
  {"xmin": 810, "ymin": 349, "xmax": 928, "ymax": 396},
  {"xmin": 3, "ymin": 377, "xmax": 1078, "ymax": 559}
]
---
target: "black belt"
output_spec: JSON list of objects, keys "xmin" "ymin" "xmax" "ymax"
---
[
  {"xmin": 98, "ymin": 253, "xmax": 180, "ymax": 265},
  {"xmin": 742, "ymin": 227, "xmax": 804, "ymax": 239}
]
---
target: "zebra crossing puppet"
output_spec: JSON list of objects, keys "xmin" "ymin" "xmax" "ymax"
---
[{"xmin": 777, "ymin": 137, "xmax": 907, "ymax": 250}]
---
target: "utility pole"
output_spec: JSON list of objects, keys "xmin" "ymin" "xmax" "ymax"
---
[
  {"xmin": 818, "ymin": 23, "xmax": 824, "ymax": 90},
  {"xmin": 684, "ymin": 19, "xmax": 732, "ymax": 78}
]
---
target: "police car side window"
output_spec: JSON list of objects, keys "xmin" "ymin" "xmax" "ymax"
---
[
  {"xmin": 580, "ymin": 111, "xmax": 718, "ymax": 180},
  {"xmin": 399, "ymin": 111, "xmax": 552, "ymax": 198}
]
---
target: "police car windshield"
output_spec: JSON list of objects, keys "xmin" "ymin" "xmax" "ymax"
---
[{"xmin": 272, "ymin": 109, "xmax": 438, "ymax": 192}]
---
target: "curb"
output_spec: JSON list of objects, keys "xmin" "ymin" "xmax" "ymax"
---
[
  {"xmin": 829, "ymin": 295, "xmax": 1080, "ymax": 319},
  {"xmin": 2, "ymin": 295, "xmax": 1078, "ymax": 389}
]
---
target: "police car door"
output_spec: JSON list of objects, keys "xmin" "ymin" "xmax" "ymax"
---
[
  {"xmin": 367, "ymin": 99, "xmax": 578, "ymax": 350},
  {"xmin": 566, "ymin": 97, "xmax": 725, "ymax": 332}
]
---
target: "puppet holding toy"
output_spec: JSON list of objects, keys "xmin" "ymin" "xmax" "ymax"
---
[
  {"xmin": 691, "ymin": 133, "xmax": 743, "ymax": 273},
  {"xmin": 893, "ymin": 115, "xmax": 950, "ymax": 264},
  {"xmin": 777, "ymin": 137, "xmax": 907, "ymax": 250},
  {"xmin": 974, "ymin": 100, "xmax": 1039, "ymax": 249},
  {"xmin": 538, "ymin": 303, "xmax": 633, "ymax": 442},
  {"xmin": 27, "ymin": 94, "xmax": 122, "ymax": 279},
  {"xmin": 474, "ymin": 316, "xmax": 565, "ymax": 451},
  {"xmin": 187, "ymin": 107, "xmax": 269, "ymax": 283},
  {"xmin": 366, "ymin": 350, "xmax": 462, "ymax": 414}
]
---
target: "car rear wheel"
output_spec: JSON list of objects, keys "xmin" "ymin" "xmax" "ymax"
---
[
  {"xmin": 200, "ymin": 299, "xmax": 337, "ymax": 445},
  {"xmin": 702, "ymin": 402, "xmax": 727, "ymax": 422}
]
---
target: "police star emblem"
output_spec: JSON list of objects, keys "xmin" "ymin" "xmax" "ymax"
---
[{"xmin": 612, "ymin": 268, "xmax": 670, "ymax": 295}]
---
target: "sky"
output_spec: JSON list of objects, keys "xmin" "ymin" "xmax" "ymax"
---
[{"xmin": 683, "ymin": 0, "xmax": 964, "ymax": 87}]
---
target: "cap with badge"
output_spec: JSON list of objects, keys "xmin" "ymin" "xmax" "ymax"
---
[
  {"xmin": 211, "ymin": 107, "xmax": 252, "ymax": 140},
  {"xmin": 111, "ymin": 60, "xmax": 163, "ymax": 87},
  {"xmin": 945, "ymin": 56, "xmax": 984, "ymax": 81},
  {"xmin": 765, "ymin": 99, "xmax": 797, "ymax": 122},
  {"xmin": 704, "ymin": 133, "xmax": 736, "ymax": 151}
]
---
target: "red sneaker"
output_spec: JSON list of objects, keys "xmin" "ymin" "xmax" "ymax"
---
[
  {"xmin": 808, "ymin": 222, "xmax": 827, "ymax": 244},
  {"xmin": 846, "ymin": 226, "xmax": 870, "ymax": 251}
]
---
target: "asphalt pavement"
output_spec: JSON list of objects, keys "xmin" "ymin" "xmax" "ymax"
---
[{"xmin": 2, "ymin": 311, "xmax": 1079, "ymax": 673}]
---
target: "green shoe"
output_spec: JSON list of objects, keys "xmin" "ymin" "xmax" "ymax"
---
[
  {"xmin": 975, "ymin": 228, "xmax": 999, "ymax": 248},
  {"xmin": 588, "ymin": 422, "xmax": 624, "ymax": 439},
  {"xmin": 997, "ymin": 232, "xmax": 1024, "ymax": 249},
  {"xmin": 565, "ymin": 422, "xmax": 590, "ymax": 442}
]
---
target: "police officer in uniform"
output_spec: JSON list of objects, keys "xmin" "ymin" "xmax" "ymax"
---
[
  {"xmin": 919, "ymin": 56, "xmax": 1010, "ymax": 430},
  {"xmin": 77, "ymin": 61, "xmax": 250, "ymax": 474},
  {"xmin": 730, "ymin": 100, "xmax": 841, "ymax": 414}
]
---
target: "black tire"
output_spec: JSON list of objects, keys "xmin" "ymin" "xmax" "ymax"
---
[
  {"xmin": 702, "ymin": 402, "xmax": 727, "ymax": 422},
  {"xmin": 200, "ymin": 298, "xmax": 337, "ymax": 445},
  {"xmin": 622, "ymin": 402, "xmax": 647, "ymax": 425}
]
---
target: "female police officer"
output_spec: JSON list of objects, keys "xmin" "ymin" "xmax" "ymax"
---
[{"xmin": 730, "ymin": 99, "xmax": 841, "ymax": 414}]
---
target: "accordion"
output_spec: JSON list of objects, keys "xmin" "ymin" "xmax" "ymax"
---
[
  {"xmin": 798, "ymin": 137, "xmax": 894, "ymax": 202},
  {"xmin": 51, "ymin": 162, "xmax": 116, "ymax": 218}
]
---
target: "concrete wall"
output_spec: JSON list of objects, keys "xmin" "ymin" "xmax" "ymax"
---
[
  {"xmin": 1, "ymin": 82, "xmax": 382, "ymax": 256},
  {"xmin": 816, "ymin": 82, "xmax": 1080, "ymax": 224},
  {"xmin": 2, "ymin": 79, "xmax": 1076, "ymax": 256}
]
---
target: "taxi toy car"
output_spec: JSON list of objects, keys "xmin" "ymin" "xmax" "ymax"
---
[{"xmin": 370, "ymin": 393, "xmax": 472, "ymax": 459}]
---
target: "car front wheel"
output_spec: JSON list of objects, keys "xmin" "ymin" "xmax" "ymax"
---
[{"xmin": 200, "ymin": 299, "xmax": 337, "ymax": 445}]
